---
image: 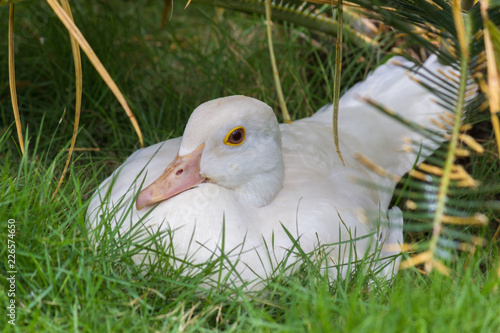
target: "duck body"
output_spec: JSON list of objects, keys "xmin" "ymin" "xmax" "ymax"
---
[{"xmin": 87, "ymin": 55, "xmax": 452, "ymax": 286}]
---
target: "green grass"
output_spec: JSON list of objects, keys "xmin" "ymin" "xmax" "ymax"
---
[{"xmin": 1, "ymin": 1, "xmax": 499, "ymax": 332}]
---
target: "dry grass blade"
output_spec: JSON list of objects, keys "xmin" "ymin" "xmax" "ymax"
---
[
  {"xmin": 45, "ymin": 0, "xmax": 144, "ymax": 147},
  {"xmin": 480, "ymin": 2, "xmax": 500, "ymax": 159},
  {"xmin": 52, "ymin": 0, "xmax": 82, "ymax": 200},
  {"xmin": 333, "ymin": 0, "xmax": 344, "ymax": 165},
  {"xmin": 498, "ymin": 250, "xmax": 500, "ymax": 279},
  {"xmin": 493, "ymin": 221, "xmax": 500, "ymax": 241},
  {"xmin": 8, "ymin": 4, "xmax": 24, "ymax": 155},
  {"xmin": 161, "ymin": 0, "xmax": 173, "ymax": 28},
  {"xmin": 265, "ymin": 0, "xmax": 291, "ymax": 124}
]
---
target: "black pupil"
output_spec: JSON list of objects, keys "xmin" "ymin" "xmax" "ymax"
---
[{"xmin": 231, "ymin": 130, "xmax": 242, "ymax": 142}]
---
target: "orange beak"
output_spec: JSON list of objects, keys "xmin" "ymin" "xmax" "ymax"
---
[{"xmin": 136, "ymin": 143, "xmax": 206, "ymax": 210}]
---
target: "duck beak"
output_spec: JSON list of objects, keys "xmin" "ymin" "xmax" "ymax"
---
[{"xmin": 136, "ymin": 143, "xmax": 206, "ymax": 210}]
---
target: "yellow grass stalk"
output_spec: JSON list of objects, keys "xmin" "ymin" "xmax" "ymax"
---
[
  {"xmin": 480, "ymin": 2, "xmax": 500, "ymax": 159},
  {"xmin": 45, "ymin": 0, "xmax": 144, "ymax": 147},
  {"xmin": 8, "ymin": 4, "xmax": 24, "ymax": 155},
  {"xmin": 161, "ymin": 0, "xmax": 173, "ymax": 28},
  {"xmin": 333, "ymin": 0, "xmax": 345, "ymax": 165},
  {"xmin": 265, "ymin": 0, "xmax": 291, "ymax": 124},
  {"xmin": 52, "ymin": 0, "xmax": 82, "ymax": 200},
  {"xmin": 492, "ymin": 221, "xmax": 500, "ymax": 241}
]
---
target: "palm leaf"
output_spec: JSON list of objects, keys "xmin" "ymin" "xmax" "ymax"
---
[
  {"xmin": 182, "ymin": 0, "xmax": 499, "ymax": 274},
  {"xmin": 185, "ymin": 0, "xmax": 378, "ymax": 48},
  {"xmin": 346, "ymin": 0, "xmax": 499, "ymax": 274}
]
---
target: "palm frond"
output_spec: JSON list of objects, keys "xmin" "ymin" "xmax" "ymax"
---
[
  {"xmin": 185, "ymin": 0, "xmax": 378, "ymax": 49},
  {"xmin": 182, "ymin": 0, "xmax": 499, "ymax": 274},
  {"xmin": 345, "ymin": 0, "xmax": 499, "ymax": 274}
]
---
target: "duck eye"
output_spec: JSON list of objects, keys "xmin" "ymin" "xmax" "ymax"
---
[{"xmin": 224, "ymin": 127, "xmax": 246, "ymax": 146}]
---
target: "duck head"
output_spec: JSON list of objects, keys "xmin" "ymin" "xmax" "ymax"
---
[{"xmin": 136, "ymin": 95, "xmax": 285, "ymax": 210}]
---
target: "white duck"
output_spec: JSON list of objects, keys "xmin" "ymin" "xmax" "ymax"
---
[{"xmin": 87, "ymin": 55, "xmax": 453, "ymax": 288}]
